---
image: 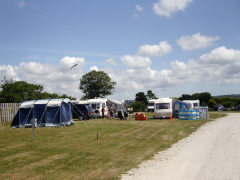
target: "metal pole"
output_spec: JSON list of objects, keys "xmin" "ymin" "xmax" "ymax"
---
[{"xmin": 32, "ymin": 128, "xmax": 34, "ymax": 140}]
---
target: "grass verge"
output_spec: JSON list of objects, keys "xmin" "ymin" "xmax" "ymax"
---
[{"xmin": 0, "ymin": 112, "xmax": 227, "ymax": 180}]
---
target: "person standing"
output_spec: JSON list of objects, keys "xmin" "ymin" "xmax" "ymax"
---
[{"xmin": 102, "ymin": 107, "xmax": 105, "ymax": 118}]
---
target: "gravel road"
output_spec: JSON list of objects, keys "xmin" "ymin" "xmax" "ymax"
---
[{"xmin": 121, "ymin": 113, "xmax": 240, "ymax": 180}]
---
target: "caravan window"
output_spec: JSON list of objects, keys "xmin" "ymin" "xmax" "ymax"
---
[
  {"xmin": 193, "ymin": 103, "xmax": 198, "ymax": 107},
  {"xmin": 156, "ymin": 103, "xmax": 170, "ymax": 109},
  {"xmin": 148, "ymin": 103, "xmax": 154, "ymax": 106},
  {"xmin": 91, "ymin": 103, "xmax": 100, "ymax": 110},
  {"xmin": 102, "ymin": 103, "xmax": 105, "ymax": 108}
]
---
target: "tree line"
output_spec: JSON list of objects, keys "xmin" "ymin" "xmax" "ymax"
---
[
  {"xmin": 0, "ymin": 77, "xmax": 76, "ymax": 103},
  {"xmin": 0, "ymin": 70, "xmax": 116, "ymax": 103}
]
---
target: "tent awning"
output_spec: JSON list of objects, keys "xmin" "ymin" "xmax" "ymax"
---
[
  {"xmin": 47, "ymin": 98, "xmax": 71, "ymax": 107},
  {"xmin": 20, "ymin": 100, "xmax": 36, "ymax": 108}
]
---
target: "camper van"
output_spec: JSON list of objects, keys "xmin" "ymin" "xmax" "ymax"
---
[
  {"xmin": 153, "ymin": 98, "xmax": 173, "ymax": 119},
  {"xmin": 88, "ymin": 98, "xmax": 108, "ymax": 116},
  {"xmin": 183, "ymin": 100, "xmax": 200, "ymax": 109},
  {"xmin": 148, "ymin": 99, "xmax": 155, "ymax": 112}
]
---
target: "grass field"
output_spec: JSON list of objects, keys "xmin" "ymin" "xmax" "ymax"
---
[{"xmin": 0, "ymin": 112, "xmax": 227, "ymax": 180}]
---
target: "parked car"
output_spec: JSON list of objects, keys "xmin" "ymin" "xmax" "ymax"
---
[
  {"xmin": 72, "ymin": 104, "xmax": 94, "ymax": 120},
  {"xmin": 234, "ymin": 105, "xmax": 240, "ymax": 111}
]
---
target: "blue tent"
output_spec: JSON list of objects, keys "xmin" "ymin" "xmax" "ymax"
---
[
  {"xmin": 11, "ymin": 98, "xmax": 74, "ymax": 128},
  {"xmin": 172, "ymin": 100, "xmax": 191, "ymax": 118},
  {"xmin": 213, "ymin": 104, "xmax": 224, "ymax": 111}
]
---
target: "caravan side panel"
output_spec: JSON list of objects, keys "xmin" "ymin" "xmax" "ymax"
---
[{"xmin": 148, "ymin": 99, "xmax": 155, "ymax": 112}]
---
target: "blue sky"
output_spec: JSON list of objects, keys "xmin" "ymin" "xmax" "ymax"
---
[{"xmin": 1, "ymin": 0, "xmax": 240, "ymax": 100}]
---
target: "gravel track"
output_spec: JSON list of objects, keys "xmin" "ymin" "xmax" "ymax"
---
[{"xmin": 121, "ymin": 113, "xmax": 240, "ymax": 180}]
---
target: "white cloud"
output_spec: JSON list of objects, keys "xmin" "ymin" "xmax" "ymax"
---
[
  {"xmin": 90, "ymin": 66, "xmax": 98, "ymax": 71},
  {"xmin": 137, "ymin": 41, "xmax": 172, "ymax": 56},
  {"xmin": 176, "ymin": 33, "xmax": 220, "ymax": 50},
  {"xmin": 133, "ymin": 14, "xmax": 138, "ymax": 19},
  {"xmin": 120, "ymin": 55, "xmax": 152, "ymax": 69},
  {"xmin": 136, "ymin": 5, "xmax": 143, "ymax": 11},
  {"xmin": 18, "ymin": 0, "xmax": 26, "ymax": 8},
  {"xmin": 59, "ymin": 56, "xmax": 85, "ymax": 72},
  {"xmin": 153, "ymin": 0, "xmax": 193, "ymax": 17},
  {"xmin": 0, "ymin": 64, "xmax": 17, "ymax": 79},
  {"xmin": 10, "ymin": 56, "xmax": 85, "ymax": 99},
  {"xmin": 104, "ymin": 58, "xmax": 117, "ymax": 66},
  {"xmin": 199, "ymin": 46, "xmax": 240, "ymax": 65},
  {"xmin": 16, "ymin": 62, "xmax": 54, "ymax": 76}
]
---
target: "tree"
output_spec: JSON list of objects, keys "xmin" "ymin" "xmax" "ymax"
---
[
  {"xmin": 178, "ymin": 92, "xmax": 212, "ymax": 106},
  {"xmin": 79, "ymin": 70, "xmax": 116, "ymax": 99},
  {"xmin": 130, "ymin": 101, "xmax": 146, "ymax": 112},
  {"xmin": 208, "ymin": 98, "xmax": 217, "ymax": 108},
  {"xmin": 193, "ymin": 92, "xmax": 212, "ymax": 105},
  {"xmin": 0, "ymin": 78, "xmax": 43, "ymax": 103},
  {"xmin": 0, "ymin": 77, "xmax": 77, "ymax": 102},
  {"xmin": 135, "ymin": 92, "xmax": 148, "ymax": 109},
  {"xmin": 146, "ymin": 90, "xmax": 157, "ymax": 100},
  {"xmin": 179, "ymin": 94, "xmax": 192, "ymax": 101},
  {"xmin": 59, "ymin": 94, "xmax": 76, "ymax": 100}
]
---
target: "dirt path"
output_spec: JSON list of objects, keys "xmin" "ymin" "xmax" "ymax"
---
[{"xmin": 121, "ymin": 113, "xmax": 240, "ymax": 180}]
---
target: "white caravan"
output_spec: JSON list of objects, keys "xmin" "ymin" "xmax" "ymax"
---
[
  {"xmin": 153, "ymin": 98, "xmax": 173, "ymax": 119},
  {"xmin": 183, "ymin": 100, "xmax": 200, "ymax": 109},
  {"xmin": 147, "ymin": 99, "xmax": 155, "ymax": 112},
  {"xmin": 88, "ymin": 98, "xmax": 108, "ymax": 116}
]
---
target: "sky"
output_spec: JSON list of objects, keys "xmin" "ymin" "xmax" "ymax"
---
[{"xmin": 0, "ymin": 0, "xmax": 240, "ymax": 101}]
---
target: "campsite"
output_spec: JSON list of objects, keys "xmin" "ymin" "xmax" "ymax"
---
[{"xmin": 0, "ymin": 112, "xmax": 226, "ymax": 180}]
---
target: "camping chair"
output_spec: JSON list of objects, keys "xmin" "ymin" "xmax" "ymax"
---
[
  {"xmin": 124, "ymin": 112, "xmax": 128, "ymax": 120},
  {"xmin": 128, "ymin": 107, "xmax": 134, "ymax": 119},
  {"xmin": 110, "ymin": 109, "xmax": 114, "ymax": 119},
  {"xmin": 130, "ymin": 107, "xmax": 133, "ymax": 114},
  {"xmin": 117, "ymin": 111, "xmax": 126, "ymax": 120}
]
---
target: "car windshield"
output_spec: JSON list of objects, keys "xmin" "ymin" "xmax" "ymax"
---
[
  {"xmin": 91, "ymin": 103, "xmax": 100, "ymax": 110},
  {"xmin": 156, "ymin": 103, "xmax": 170, "ymax": 109},
  {"xmin": 87, "ymin": 105, "xmax": 93, "ymax": 112}
]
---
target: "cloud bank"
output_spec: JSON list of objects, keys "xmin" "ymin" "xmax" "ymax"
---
[{"xmin": 2, "ymin": 46, "xmax": 240, "ymax": 100}]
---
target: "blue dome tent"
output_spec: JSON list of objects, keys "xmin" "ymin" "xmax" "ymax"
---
[
  {"xmin": 213, "ymin": 104, "xmax": 224, "ymax": 111},
  {"xmin": 10, "ymin": 98, "xmax": 74, "ymax": 128}
]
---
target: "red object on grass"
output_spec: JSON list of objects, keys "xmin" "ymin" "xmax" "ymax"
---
[{"xmin": 135, "ymin": 113, "xmax": 147, "ymax": 120}]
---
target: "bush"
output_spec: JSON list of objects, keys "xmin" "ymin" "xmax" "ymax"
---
[{"xmin": 130, "ymin": 101, "xmax": 146, "ymax": 112}]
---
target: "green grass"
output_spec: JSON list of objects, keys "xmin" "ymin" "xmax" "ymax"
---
[{"xmin": 0, "ymin": 112, "xmax": 227, "ymax": 180}]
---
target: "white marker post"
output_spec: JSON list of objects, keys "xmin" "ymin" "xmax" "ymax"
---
[{"xmin": 31, "ymin": 118, "xmax": 37, "ymax": 140}]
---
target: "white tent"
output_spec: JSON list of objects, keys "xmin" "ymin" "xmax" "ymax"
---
[{"xmin": 107, "ymin": 99, "xmax": 126, "ymax": 112}]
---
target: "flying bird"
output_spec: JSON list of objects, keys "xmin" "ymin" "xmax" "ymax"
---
[{"xmin": 71, "ymin": 64, "xmax": 78, "ymax": 70}]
